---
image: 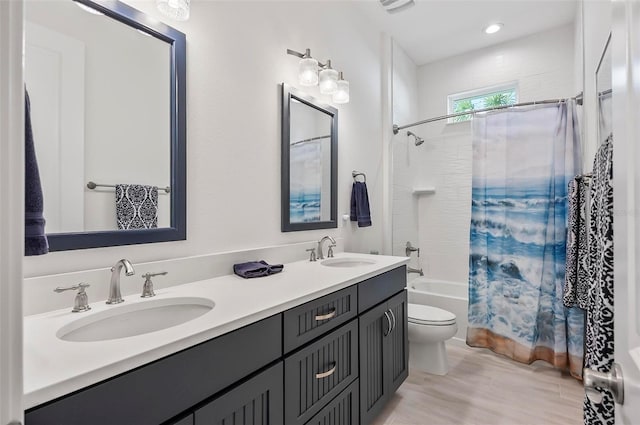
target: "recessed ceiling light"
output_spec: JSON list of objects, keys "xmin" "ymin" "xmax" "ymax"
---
[{"xmin": 484, "ymin": 23, "xmax": 503, "ymax": 34}]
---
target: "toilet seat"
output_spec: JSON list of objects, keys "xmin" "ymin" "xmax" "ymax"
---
[{"xmin": 408, "ymin": 304, "xmax": 456, "ymax": 326}]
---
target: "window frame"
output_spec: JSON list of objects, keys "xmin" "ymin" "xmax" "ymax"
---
[{"xmin": 446, "ymin": 82, "xmax": 519, "ymax": 124}]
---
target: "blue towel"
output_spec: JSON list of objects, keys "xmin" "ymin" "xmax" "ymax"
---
[
  {"xmin": 24, "ymin": 89, "xmax": 48, "ymax": 256},
  {"xmin": 350, "ymin": 182, "xmax": 372, "ymax": 227},
  {"xmin": 233, "ymin": 261, "xmax": 284, "ymax": 279}
]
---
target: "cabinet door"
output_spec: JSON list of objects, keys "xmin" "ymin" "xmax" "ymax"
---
[
  {"xmin": 358, "ymin": 301, "xmax": 392, "ymax": 425},
  {"xmin": 194, "ymin": 362, "xmax": 283, "ymax": 425},
  {"xmin": 386, "ymin": 290, "xmax": 408, "ymax": 395}
]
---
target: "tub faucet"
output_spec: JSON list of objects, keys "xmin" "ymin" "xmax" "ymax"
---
[
  {"xmin": 107, "ymin": 259, "xmax": 135, "ymax": 304},
  {"xmin": 317, "ymin": 236, "xmax": 336, "ymax": 260},
  {"xmin": 407, "ymin": 266, "xmax": 424, "ymax": 276}
]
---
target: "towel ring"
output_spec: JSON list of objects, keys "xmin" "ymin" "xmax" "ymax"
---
[{"xmin": 352, "ymin": 171, "xmax": 366, "ymax": 183}]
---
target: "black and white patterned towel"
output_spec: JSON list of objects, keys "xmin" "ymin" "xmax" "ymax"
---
[
  {"xmin": 583, "ymin": 135, "xmax": 614, "ymax": 425},
  {"xmin": 115, "ymin": 184, "xmax": 158, "ymax": 230},
  {"xmin": 564, "ymin": 177, "xmax": 591, "ymax": 310}
]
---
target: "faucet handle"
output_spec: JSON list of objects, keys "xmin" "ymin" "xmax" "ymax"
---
[
  {"xmin": 54, "ymin": 283, "xmax": 91, "ymax": 313},
  {"xmin": 306, "ymin": 248, "xmax": 317, "ymax": 262},
  {"xmin": 141, "ymin": 272, "xmax": 167, "ymax": 298},
  {"xmin": 328, "ymin": 244, "xmax": 336, "ymax": 258}
]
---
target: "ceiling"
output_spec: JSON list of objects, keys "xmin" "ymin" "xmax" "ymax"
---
[{"xmin": 354, "ymin": 0, "xmax": 578, "ymax": 66}]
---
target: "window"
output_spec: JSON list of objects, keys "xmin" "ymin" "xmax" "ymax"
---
[{"xmin": 447, "ymin": 83, "xmax": 518, "ymax": 123}]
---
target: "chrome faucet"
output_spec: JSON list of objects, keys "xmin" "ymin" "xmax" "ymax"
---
[
  {"xmin": 107, "ymin": 259, "xmax": 135, "ymax": 304},
  {"xmin": 317, "ymin": 236, "xmax": 336, "ymax": 260}
]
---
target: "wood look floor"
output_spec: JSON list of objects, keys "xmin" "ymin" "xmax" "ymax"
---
[{"xmin": 372, "ymin": 343, "xmax": 584, "ymax": 425}]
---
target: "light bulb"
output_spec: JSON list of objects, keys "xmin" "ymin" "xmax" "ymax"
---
[
  {"xmin": 333, "ymin": 76, "xmax": 349, "ymax": 104},
  {"xmin": 319, "ymin": 60, "xmax": 338, "ymax": 95},
  {"xmin": 156, "ymin": 0, "xmax": 190, "ymax": 21},
  {"xmin": 484, "ymin": 23, "xmax": 503, "ymax": 34},
  {"xmin": 299, "ymin": 57, "xmax": 319, "ymax": 86}
]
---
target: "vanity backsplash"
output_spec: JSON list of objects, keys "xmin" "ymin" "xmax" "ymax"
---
[{"xmin": 23, "ymin": 239, "xmax": 344, "ymax": 316}]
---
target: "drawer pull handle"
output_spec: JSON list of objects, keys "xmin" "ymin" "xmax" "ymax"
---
[
  {"xmin": 316, "ymin": 362, "xmax": 337, "ymax": 379},
  {"xmin": 315, "ymin": 308, "xmax": 337, "ymax": 321}
]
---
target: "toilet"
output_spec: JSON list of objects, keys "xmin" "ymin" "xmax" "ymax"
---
[{"xmin": 407, "ymin": 303, "xmax": 458, "ymax": 376}]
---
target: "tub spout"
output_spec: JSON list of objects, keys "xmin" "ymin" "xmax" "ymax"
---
[{"xmin": 407, "ymin": 266, "xmax": 424, "ymax": 276}]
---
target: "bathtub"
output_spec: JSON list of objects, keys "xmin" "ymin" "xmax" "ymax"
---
[{"xmin": 407, "ymin": 277, "xmax": 469, "ymax": 343}]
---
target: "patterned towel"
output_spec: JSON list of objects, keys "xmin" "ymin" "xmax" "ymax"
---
[
  {"xmin": 116, "ymin": 184, "xmax": 158, "ymax": 229},
  {"xmin": 564, "ymin": 178, "xmax": 590, "ymax": 310},
  {"xmin": 583, "ymin": 135, "xmax": 614, "ymax": 425}
]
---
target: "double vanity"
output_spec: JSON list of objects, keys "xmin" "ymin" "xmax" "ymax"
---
[{"xmin": 24, "ymin": 253, "xmax": 409, "ymax": 425}]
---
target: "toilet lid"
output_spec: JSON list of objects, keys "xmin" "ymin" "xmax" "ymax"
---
[{"xmin": 407, "ymin": 304, "xmax": 456, "ymax": 326}]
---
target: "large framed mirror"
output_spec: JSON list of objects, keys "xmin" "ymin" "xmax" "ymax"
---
[
  {"xmin": 281, "ymin": 84, "xmax": 338, "ymax": 232},
  {"xmin": 25, "ymin": 0, "xmax": 186, "ymax": 251}
]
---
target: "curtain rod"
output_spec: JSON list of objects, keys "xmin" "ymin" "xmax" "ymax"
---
[
  {"xmin": 393, "ymin": 92, "xmax": 584, "ymax": 134},
  {"xmin": 290, "ymin": 134, "xmax": 330, "ymax": 147}
]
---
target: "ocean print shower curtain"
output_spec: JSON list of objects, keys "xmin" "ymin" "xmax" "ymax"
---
[{"xmin": 466, "ymin": 101, "xmax": 585, "ymax": 378}]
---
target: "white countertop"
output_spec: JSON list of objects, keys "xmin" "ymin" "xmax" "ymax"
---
[{"xmin": 24, "ymin": 252, "xmax": 408, "ymax": 409}]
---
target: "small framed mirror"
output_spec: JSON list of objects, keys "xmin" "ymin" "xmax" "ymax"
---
[{"xmin": 281, "ymin": 84, "xmax": 338, "ymax": 232}]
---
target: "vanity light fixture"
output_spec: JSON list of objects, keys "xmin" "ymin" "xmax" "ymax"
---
[
  {"xmin": 156, "ymin": 0, "xmax": 190, "ymax": 21},
  {"xmin": 296, "ymin": 49, "xmax": 319, "ymax": 86},
  {"xmin": 287, "ymin": 48, "xmax": 349, "ymax": 103},
  {"xmin": 484, "ymin": 23, "xmax": 503, "ymax": 34},
  {"xmin": 319, "ymin": 60, "xmax": 339, "ymax": 94},
  {"xmin": 333, "ymin": 72, "xmax": 350, "ymax": 104},
  {"xmin": 73, "ymin": 1, "xmax": 104, "ymax": 15}
]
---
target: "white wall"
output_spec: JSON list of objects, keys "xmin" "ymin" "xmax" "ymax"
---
[
  {"xmin": 405, "ymin": 25, "xmax": 575, "ymax": 283},
  {"xmin": 24, "ymin": 0, "xmax": 386, "ymax": 278},
  {"xmin": 577, "ymin": 0, "xmax": 612, "ymax": 169},
  {"xmin": 391, "ymin": 41, "xmax": 420, "ymax": 272}
]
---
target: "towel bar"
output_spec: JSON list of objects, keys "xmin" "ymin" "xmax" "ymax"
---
[{"xmin": 87, "ymin": 181, "xmax": 171, "ymax": 194}]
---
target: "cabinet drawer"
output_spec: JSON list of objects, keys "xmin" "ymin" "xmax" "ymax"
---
[
  {"xmin": 284, "ymin": 320, "xmax": 358, "ymax": 425},
  {"xmin": 305, "ymin": 379, "xmax": 359, "ymax": 425},
  {"xmin": 358, "ymin": 266, "xmax": 406, "ymax": 313},
  {"xmin": 195, "ymin": 362, "xmax": 283, "ymax": 425},
  {"xmin": 284, "ymin": 285, "xmax": 357, "ymax": 353}
]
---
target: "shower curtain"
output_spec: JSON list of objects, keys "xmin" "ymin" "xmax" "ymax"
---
[{"xmin": 466, "ymin": 101, "xmax": 585, "ymax": 378}]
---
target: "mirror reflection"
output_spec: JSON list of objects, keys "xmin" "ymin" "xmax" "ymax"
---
[
  {"xmin": 25, "ymin": 0, "xmax": 171, "ymax": 234},
  {"xmin": 289, "ymin": 98, "xmax": 333, "ymax": 223},
  {"xmin": 281, "ymin": 85, "xmax": 337, "ymax": 232}
]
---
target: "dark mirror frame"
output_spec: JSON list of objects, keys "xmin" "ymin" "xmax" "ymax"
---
[
  {"xmin": 281, "ymin": 84, "xmax": 338, "ymax": 232},
  {"xmin": 46, "ymin": 0, "xmax": 187, "ymax": 251}
]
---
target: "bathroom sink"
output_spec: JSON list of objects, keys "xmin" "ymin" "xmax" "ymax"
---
[
  {"xmin": 57, "ymin": 297, "xmax": 214, "ymax": 342},
  {"xmin": 321, "ymin": 258, "xmax": 376, "ymax": 268}
]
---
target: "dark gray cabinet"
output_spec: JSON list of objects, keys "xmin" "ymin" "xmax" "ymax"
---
[
  {"xmin": 283, "ymin": 285, "xmax": 357, "ymax": 354},
  {"xmin": 169, "ymin": 414, "xmax": 194, "ymax": 425},
  {"xmin": 284, "ymin": 320, "xmax": 358, "ymax": 425},
  {"xmin": 306, "ymin": 379, "xmax": 360, "ymax": 425},
  {"xmin": 358, "ymin": 290, "xmax": 408, "ymax": 425},
  {"xmin": 194, "ymin": 362, "xmax": 283, "ymax": 425}
]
